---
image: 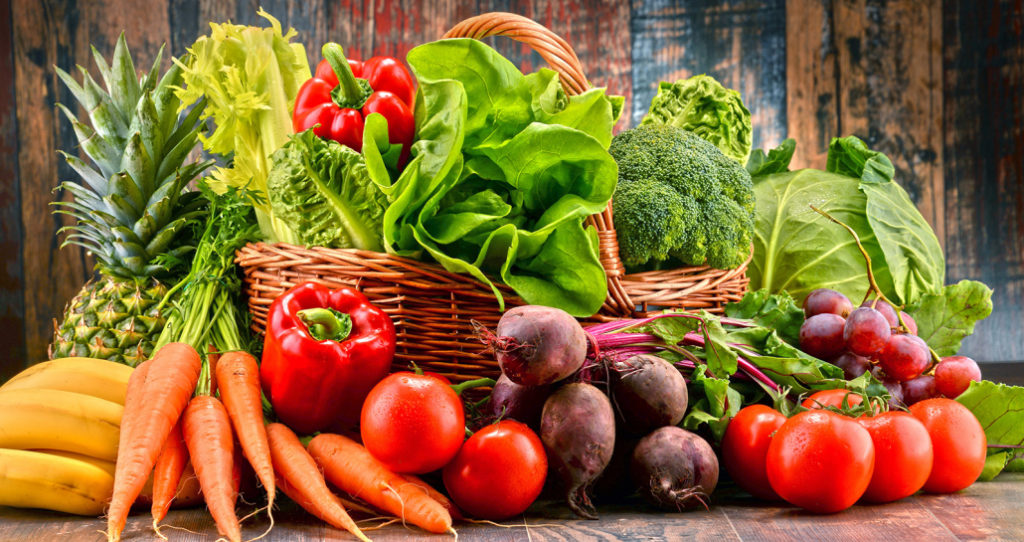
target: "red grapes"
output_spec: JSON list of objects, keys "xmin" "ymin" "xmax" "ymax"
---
[
  {"xmin": 804, "ymin": 288, "xmax": 854, "ymax": 318},
  {"xmin": 799, "ymin": 313, "xmax": 847, "ymax": 359},
  {"xmin": 877, "ymin": 335, "xmax": 930, "ymax": 382},
  {"xmin": 844, "ymin": 307, "xmax": 892, "ymax": 356},
  {"xmin": 934, "ymin": 356, "xmax": 982, "ymax": 398},
  {"xmin": 799, "ymin": 289, "xmax": 942, "ymax": 391}
]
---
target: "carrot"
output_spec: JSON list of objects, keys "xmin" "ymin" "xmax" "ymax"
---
[
  {"xmin": 400, "ymin": 473, "xmax": 463, "ymax": 521},
  {"xmin": 150, "ymin": 418, "xmax": 188, "ymax": 533},
  {"xmin": 108, "ymin": 343, "xmax": 201, "ymax": 542},
  {"xmin": 207, "ymin": 344, "xmax": 221, "ymax": 396},
  {"xmin": 216, "ymin": 351, "xmax": 275, "ymax": 510},
  {"xmin": 307, "ymin": 433, "xmax": 453, "ymax": 535},
  {"xmin": 182, "ymin": 394, "xmax": 240, "ymax": 542},
  {"xmin": 115, "ymin": 360, "xmax": 150, "ymax": 465},
  {"xmin": 265, "ymin": 423, "xmax": 370, "ymax": 542}
]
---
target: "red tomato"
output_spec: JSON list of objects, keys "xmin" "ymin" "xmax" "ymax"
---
[
  {"xmin": 766, "ymin": 410, "xmax": 875, "ymax": 513},
  {"xmin": 442, "ymin": 420, "xmax": 547, "ymax": 520},
  {"xmin": 360, "ymin": 372, "xmax": 465, "ymax": 474},
  {"xmin": 721, "ymin": 405, "xmax": 787, "ymax": 501},
  {"xmin": 909, "ymin": 398, "xmax": 987, "ymax": 493},
  {"xmin": 856, "ymin": 411, "xmax": 934, "ymax": 502},
  {"xmin": 801, "ymin": 389, "xmax": 864, "ymax": 410}
]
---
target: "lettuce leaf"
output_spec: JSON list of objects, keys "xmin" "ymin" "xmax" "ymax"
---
[
  {"xmin": 266, "ymin": 129, "xmax": 388, "ymax": 250},
  {"xmin": 907, "ymin": 280, "xmax": 994, "ymax": 357},
  {"xmin": 957, "ymin": 380, "xmax": 1024, "ymax": 479},
  {"xmin": 364, "ymin": 39, "xmax": 620, "ymax": 316}
]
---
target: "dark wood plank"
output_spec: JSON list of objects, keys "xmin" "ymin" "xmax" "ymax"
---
[
  {"xmin": 631, "ymin": 0, "xmax": 787, "ymax": 146},
  {"xmin": 942, "ymin": 0, "xmax": 1024, "ymax": 363},
  {"xmin": 785, "ymin": 0, "xmax": 836, "ymax": 169},
  {"xmin": 11, "ymin": 0, "xmax": 92, "ymax": 366},
  {"xmin": 0, "ymin": 0, "xmax": 27, "ymax": 380}
]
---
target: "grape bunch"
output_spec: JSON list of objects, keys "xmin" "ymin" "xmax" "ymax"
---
[{"xmin": 798, "ymin": 288, "xmax": 981, "ymax": 406}]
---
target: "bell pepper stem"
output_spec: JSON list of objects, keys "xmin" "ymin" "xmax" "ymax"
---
[
  {"xmin": 297, "ymin": 307, "xmax": 353, "ymax": 342},
  {"xmin": 322, "ymin": 42, "xmax": 370, "ymax": 108},
  {"xmin": 450, "ymin": 377, "xmax": 496, "ymax": 396}
]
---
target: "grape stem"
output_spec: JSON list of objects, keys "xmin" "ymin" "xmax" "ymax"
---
[{"xmin": 809, "ymin": 205, "xmax": 944, "ymax": 366}]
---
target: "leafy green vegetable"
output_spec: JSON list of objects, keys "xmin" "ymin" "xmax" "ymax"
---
[
  {"xmin": 907, "ymin": 280, "xmax": 994, "ymax": 357},
  {"xmin": 749, "ymin": 136, "xmax": 945, "ymax": 306},
  {"xmin": 641, "ymin": 74, "xmax": 753, "ymax": 164},
  {"xmin": 608, "ymin": 124, "xmax": 755, "ymax": 269},
  {"xmin": 746, "ymin": 138, "xmax": 795, "ymax": 177},
  {"xmin": 266, "ymin": 129, "xmax": 388, "ymax": 250},
  {"xmin": 724, "ymin": 288, "xmax": 804, "ymax": 346},
  {"xmin": 363, "ymin": 39, "xmax": 620, "ymax": 316},
  {"xmin": 957, "ymin": 380, "xmax": 1024, "ymax": 479},
  {"xmin": 174, "ymin": 9, "xmax": 311, "ymax": 243}
]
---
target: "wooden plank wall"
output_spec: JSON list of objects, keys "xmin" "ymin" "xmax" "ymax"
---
[{"xmin": 2, "ymin": 0, "xmax": 1021, "ymax": 377}]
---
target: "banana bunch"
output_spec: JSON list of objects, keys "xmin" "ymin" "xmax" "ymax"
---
[{"xmin": 0, "ymin": 357, "xmax": 130, "ymax": 515}]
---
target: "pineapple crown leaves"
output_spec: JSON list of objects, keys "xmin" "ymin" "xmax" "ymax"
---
[{"xmin": 52, "ymin": 32, "xmax": 213, "ymax": 281}]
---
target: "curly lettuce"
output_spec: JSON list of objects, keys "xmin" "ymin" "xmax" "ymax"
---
[
  {"xmin": 267, "ymin": 129, "xmax": 387, "ymax": 250},
  {"xmin": 641, "ymin": 74, "xmax": 753, "ymax": 164}
]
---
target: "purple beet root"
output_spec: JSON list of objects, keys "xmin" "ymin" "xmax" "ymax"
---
[
  {"xmin": 488, "ymin": 373, "xmax": 552, "ymax": 428},
  {"xmin": 540, "ymin": 383, "xmax": 616, "ymax": 519},
  {"xmin": 484, "ymin": 305, "xmax": 588, "ymax": 386},
  {"xmin": 631, "ymin": 426, "xmax": 719, "ymax": 511}
]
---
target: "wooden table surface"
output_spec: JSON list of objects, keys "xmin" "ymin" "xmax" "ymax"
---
[
  {"xmin": 2, "ymin": 473, "xmax": 1023, "ymax": 542},
  {"xmin": 2, "ymin": 364, "xmax": 1022, "ymax": 542}
]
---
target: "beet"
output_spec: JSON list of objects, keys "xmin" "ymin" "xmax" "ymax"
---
[
  {"xmin": 540, "ymin": 383, "xmax": 616, "ymax": 519},
  {"xmin": 611, "ymin": 354, "xmax": 688, "ymax": 435},
  {"xmin": 631, "ymin": 426, "xmax": 719, "ymax": 511},
  {"xmin": 488, "ymin": 374, "xmax": 552, "ymax": 428},
  {"xmin": 485, "ymin": 305, "xmax": 587, "ymax": 386}
]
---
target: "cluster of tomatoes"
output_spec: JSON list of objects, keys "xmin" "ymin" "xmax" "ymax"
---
[
  {"xmin": 358, "ymin": 372, "xmax": 547, "ymax": 520},
  {"xmin": 721, "ymin": 390, "xmax": 988, "ymax": 513}
]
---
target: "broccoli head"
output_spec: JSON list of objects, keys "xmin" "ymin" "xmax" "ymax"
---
[{"xmin": 609, "ymin": 124, "xmax": 754, "ymax": 269}]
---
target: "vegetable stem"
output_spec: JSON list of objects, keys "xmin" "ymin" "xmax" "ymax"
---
[
  {"xmin": 297, "ymin": 308, "xmax": 353, "ymax": 342},
  {"xmin": 322, "ymin": 43, "xmax": 371, "ymax": 109}
]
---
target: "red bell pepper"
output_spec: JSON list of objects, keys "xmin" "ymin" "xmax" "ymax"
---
[
  {"xmin": 293, "ymin": 43, "xmax": 416, "ymax": 164},
  {"xmin": 260, "ymin": 281, "xmax": 396, "ymax": 434}
]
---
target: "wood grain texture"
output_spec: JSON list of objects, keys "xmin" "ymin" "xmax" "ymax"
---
[
  {"xmin": 787, "ymin": 0, "xmax": 944, "ymax": 236},
  {"xmin": 12, "ymin": 0, "xmax": 93, "ymax": 366},
  {"xmin": 943, "ymin": 0, "xmax": 1024, "ymax": 362},
  {"xmin": 0, "ymin": 472, "xmax": 1021, "ymax": 541},
  {"xmin": 631, "ymin": 0, "xmax": 788, "ymax": 147},
  {"xmin": 0, "ymin": 0, "xmax": 26, "ymax": 380}
]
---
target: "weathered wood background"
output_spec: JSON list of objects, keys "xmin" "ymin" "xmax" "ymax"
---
[{"xmin": 1, "ymin": 0, "xmax": 1022, "ymax": 378}]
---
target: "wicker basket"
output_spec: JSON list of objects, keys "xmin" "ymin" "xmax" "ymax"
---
[{"xmin": 236, "ymin": 12, "xmax": 750, "ymax": 382}]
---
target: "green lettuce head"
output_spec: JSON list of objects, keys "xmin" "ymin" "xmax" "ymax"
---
[{"xmin": 641, "ymin": 74, "xmax": 752, "ymax": 164}]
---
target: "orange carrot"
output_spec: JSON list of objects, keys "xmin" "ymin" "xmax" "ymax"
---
[
  {"xmin": 307, "ymin": 433, "xmax": 453, "ymax": 534},
  {"xmin": 151, "ymin": 418, "xmax": 188, "ymax": 530},
  {"xmin": 215, "ymin": 351, "xmax": 275, "ymax": 509},
  {"xmin": 182, "ymin": 394, "xmax": 240, "ymax": 542},
  {"xmin": 108, "ymin": 343, "xmax": 201, "ymax": 542},
  {"xmin": 400, "ymin": 473, "xmax": 463, "ymax": 521},
  {"xmin": 265, "ymin": 423, "xmax": 370, "ymax": 542},
  {"xmin": 207, "ymin": 344, "xmax": 221, "ymax": 396},
  {"xmin": 115, "ymin": 360, "xmax": 150, "ymax": 466}
]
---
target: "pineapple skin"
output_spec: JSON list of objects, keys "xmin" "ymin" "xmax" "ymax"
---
[{"xmin": 50, "ymin": 278, "xmax": 169, "ymax": 368}]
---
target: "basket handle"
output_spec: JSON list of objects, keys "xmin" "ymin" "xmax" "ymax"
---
[
  {"xmin": 443, "ymin": 12, "xmax": 589, "ymax": 96},
  {"xmin": 443, "ymin": 12, "xmax": 634, "ymax": 316}
]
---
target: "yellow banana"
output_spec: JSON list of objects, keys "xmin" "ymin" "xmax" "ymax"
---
[
  {"xmin": 0, "ymin": 389, "xmax": 121, "ymax": 461},
  {"xmin": 0, "ymin": 448, "xmax": 113, "ymax": 515},
  {"xmin": 30, "ymin": 449, "xmax": 116, "ymax": 477},
  {"xmin": 1, "ymin": 357, "xmax": 132, "ymax": 404}
]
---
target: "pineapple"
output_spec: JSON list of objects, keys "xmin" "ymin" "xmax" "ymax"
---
[{"xmin": 49, "ymin": 34, "xmax": 210, "ymax": 367}]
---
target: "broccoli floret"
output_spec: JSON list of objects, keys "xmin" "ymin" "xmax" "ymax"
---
[
  {"xmin": 613, "ymin": 180, "xmax": 698, "ymax": 267},
  {"xmin": 609, "ymin": 124, "xmax": 755, "ymax": 269}
]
